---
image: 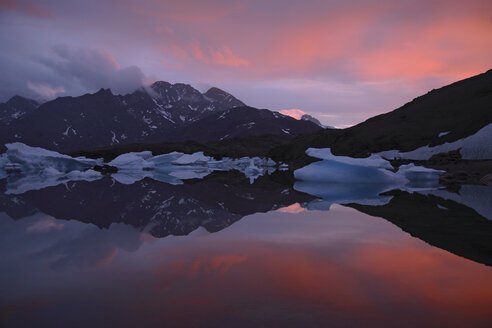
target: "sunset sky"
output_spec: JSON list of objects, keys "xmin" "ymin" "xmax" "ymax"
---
[{"xmin": 1, "ymin": 0, "xmax": 491, "ymax": 127}]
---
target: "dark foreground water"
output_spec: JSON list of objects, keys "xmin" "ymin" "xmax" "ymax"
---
[{"xmin": 1, "ymin": 175, "xmax": 491, "ymax": 328}]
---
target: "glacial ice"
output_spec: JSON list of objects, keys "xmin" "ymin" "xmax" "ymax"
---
[
  {"xmin": 294, "ymin": 181, "xmax": 394, "ymax": 211},
  {"xmin": 396, "ymin": 163, "xmax": 444, "ymax": 181},
  {"xmin": 305, "ymin": 148, "xmax": 394, "ymax": 170},
  {"xmin": 295, "ymin": 147, "xmax": 444, "ymax": 185},
  {"xmin": 0, "ymin": 143, "xmax": 278, "ymax": 192},
  {"xmin": 0, "ymin": 143, "xmax": 104, "ymax": 193},
  {"xmin": 293, "ymin": 147, "xmax": 445, "ymax": 210},
  {"xmin": 2, "ymin": 142, "xmax": 101, "ymax": 173},
  {"xmin": 172, "ymin": 152, "xmax": 209, "ymax": 165},
  {"xmin": 6, "ymin": 169, "xmax": 102, "ymax": 195},
  {"xmin": 109, "ymin": 151, "xmax": 277, "ymax": 185}
]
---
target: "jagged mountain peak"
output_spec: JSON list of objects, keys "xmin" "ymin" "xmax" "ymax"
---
[
  {"xmin": 204, "ymin": 87, "xmax": 228, "ymax": 97},
  {"xmin": 94, "ymin": 88, "xmax": 114, "ymax": 96},
  {"xmin": 6, "ymin": 95, "xmax": 39, "ymax": 107},
  {"xmin": 1, "ymin": 95, "xmax": 40, "ymax": 125},
  {"xmin": 204, "ymin": 86, "xmax": 245, "ymax": 108}
]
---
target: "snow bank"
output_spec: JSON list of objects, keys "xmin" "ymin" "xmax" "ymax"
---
[{"xmin": 377, "ymin": 123, "xmax": 492, "ymax": 160}]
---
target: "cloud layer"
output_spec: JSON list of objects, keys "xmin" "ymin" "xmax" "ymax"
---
[{"xmin": 1, "ymin": 0, "xmax": 491, "ymax": 126}]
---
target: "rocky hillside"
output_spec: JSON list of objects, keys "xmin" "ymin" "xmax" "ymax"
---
[
  {"xmin": 270, "ymin": 69, "xmax": 492, "ymax": 163},
  {"xmin": 0, "ymin": 82, "xmax": 322, "ymax": 153}
]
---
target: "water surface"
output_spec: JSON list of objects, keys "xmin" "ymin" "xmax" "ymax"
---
[{"xmin": 1, "ymin": 175, "xmax": 491, "ymax": 328}]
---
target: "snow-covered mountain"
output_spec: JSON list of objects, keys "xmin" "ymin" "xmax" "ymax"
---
[{"xmin": 0, "ymin": 82, "xmax": 322, "ymax": 153}]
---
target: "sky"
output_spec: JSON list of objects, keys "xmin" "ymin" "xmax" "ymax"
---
[{"xmin": 0, "ymin": 0, "xmax": 491, "ymax": 127}]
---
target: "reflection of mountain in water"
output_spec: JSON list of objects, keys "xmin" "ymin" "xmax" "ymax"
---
[
  {"xmin": 345, "ymin": 189, "xmax": 492, "ymax": 266},
  {"xmin": 1, "ymin": 171, "xmax": 491, "ymax": 267},
  {"xmin": 0, "ymin": 171, "xmax": 315, "ymax": 238}
]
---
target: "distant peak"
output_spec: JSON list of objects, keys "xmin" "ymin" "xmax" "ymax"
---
[
  {"xmin": 151, "ymin": 81, "xmax": 172, "ymax": 89},
  {"xmin": 8, "ymin": 95, "xmax": 26, "ymax": 102},
  {"xmin": 95, "ymin": 88, "xmax": 113, "ymax": 96},
  {"xmin": 205, "ymin": 87, "xmax": 225, "ymax": 94},
  {"xmin": 204, "ymin": 87, "xmax": 245, "ymax": 107},
  {"xmin": 6, "ymin": 95, "xmax": 39, "ymax": 107}
]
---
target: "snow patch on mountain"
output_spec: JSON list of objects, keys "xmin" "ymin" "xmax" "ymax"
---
[{"xmin": 377, "ymin": 124, "xmax": 492, "ymax": 160}]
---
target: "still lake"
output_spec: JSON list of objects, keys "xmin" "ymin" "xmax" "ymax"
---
[{"xmin": 1, "ymin": 174, "xmax": 491, "ymax": 328}]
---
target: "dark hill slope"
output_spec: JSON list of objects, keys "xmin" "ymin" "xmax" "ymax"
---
[{"xmin": 270, "ymin": 69, "xmax": 492, "ymax": 163}]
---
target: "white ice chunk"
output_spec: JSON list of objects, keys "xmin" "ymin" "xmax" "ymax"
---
[
  {"xmin": 306, "ymin": 148, "xmax": 394, "ymax": 170},
  {"xmin": 396, "ymin": 163, "xmax": 445, "ymax": 181},
  {"xmin": 1, "ymin": 142, "xmax": 101, "ymax": 174},
  {"xmin": 294, "ymin": 158, "xmax": 403, "ymax": 184},
  {"xmin": 109, "ymin": 151, "xmax": 154, "ymax": 170},
  {"xmin": 172, "ymin": 152, "xmax": 210, "ymax": 165}
]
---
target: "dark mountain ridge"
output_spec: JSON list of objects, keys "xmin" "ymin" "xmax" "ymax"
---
[{"xmin": 0, "ymin": 81, "xmax": 322, "ymax": 153}]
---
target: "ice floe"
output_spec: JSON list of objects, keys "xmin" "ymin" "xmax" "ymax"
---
[
  {"xmin": 294, "ymin": 147, "xmax": 445, "ymax": 210},
  {"xmin": 295, "ymin": 147, "xmax": 444, "ymax": 185},
  {"xmin": 0, "ymin": 143, "xmax": 278, "ymax": 191},
  {"xmin": 0, "ymin": 143, "xmax": 103, "ymax": 194},
  {"xmin": 109, "ymin": 151, "xmax": 276, "ymax": 185}
]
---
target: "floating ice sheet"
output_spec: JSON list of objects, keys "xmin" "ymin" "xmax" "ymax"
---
[{"xmin": 0, "ymin": 143, "xmax": 277, "ymax": 192}]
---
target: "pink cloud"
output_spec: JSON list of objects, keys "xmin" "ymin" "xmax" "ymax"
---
[
  {"xmin": 210, "ymin": 46, "xmax": 249, "ymax": 67},
  {"xmin": 0, "ymin": 0, "xmax": 53, "ymax": 18},
  {"xmin": 27, "ymin": 82, "xmax": 65, "ymax": 99},
  {"xmin": 26, "ymin": 218, "xmax": 64, "ymax": 233},
  {"xmin": 279, "ymin": 109, "xmax": 306, "ymax": 120}
]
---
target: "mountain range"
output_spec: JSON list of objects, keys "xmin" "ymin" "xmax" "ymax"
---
[{"xmin": 0, "ymin": 82, "xmax": 322, "ymax": 153}]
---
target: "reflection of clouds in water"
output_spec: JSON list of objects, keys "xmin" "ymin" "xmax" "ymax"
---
[
  {"xmin": 26, "ymin": 217, "xmax": 64, "ymax": 233},
  {"xmin": 28, "ymin": 221, "xmax": 152, "ymax": 272},
  {"xmin": 276, "ymin": 203, "xmax": 305, "ymax": 214}
]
